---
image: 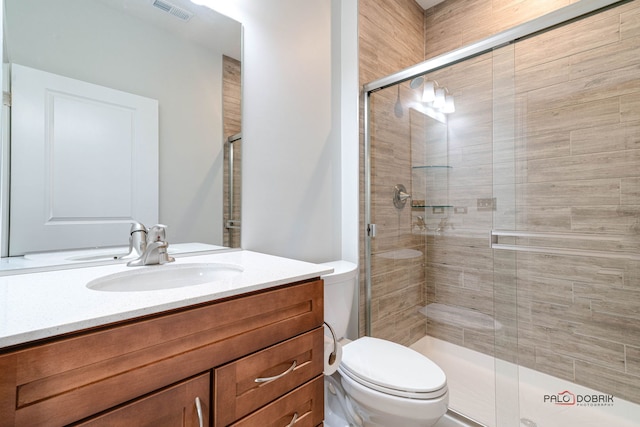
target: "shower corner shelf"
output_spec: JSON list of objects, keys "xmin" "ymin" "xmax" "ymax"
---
[
  {"xmin": 412, "ymin": 165, "xmax": 452, "ymax": 170},
  {"xmin": 411, "ymin": 204, "xmax": 453, "ymax": 209}
]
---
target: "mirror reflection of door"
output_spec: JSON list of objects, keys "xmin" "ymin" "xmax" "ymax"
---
[
  {"xmin": 2, "ymin": 0, "xmax": 242, "ymax": 263},
  {"xmin": 9, "ymin": 64, "xmax": 158, "ymax": 256}
]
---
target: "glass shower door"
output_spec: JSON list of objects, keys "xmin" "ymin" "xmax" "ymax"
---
[
  {"xmin": 492, "ymin": 2, "xmax": 640, "ymax": 426},
  {"xmin": 366, "ymin": 51, "xmax": 504, "ymax": 425},
  {"xmin": 366, "ymin": 82, "xmax": 428, "ymax": 347}
]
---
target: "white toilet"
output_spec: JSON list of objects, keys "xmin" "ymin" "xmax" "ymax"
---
[{"xmin": 322, "ymin": 261, "xmax": 448, "ymax": 427}]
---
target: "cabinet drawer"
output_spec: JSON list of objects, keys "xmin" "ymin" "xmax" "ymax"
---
[
  {"xmin": 76, "ymin": 372, "xmax": 210, "ymax": 427},
  {"xmin": 215, "ymin": 327, "xmax": 324, "ymax": 426},
  {"xmin": 230, "ymin": 376, "xmax": 324, "ymax": 427}
]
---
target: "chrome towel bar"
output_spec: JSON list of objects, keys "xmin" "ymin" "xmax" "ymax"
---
[{"xmin": 490, "ymin": 230, "xmax": 640, "ymax": 261}]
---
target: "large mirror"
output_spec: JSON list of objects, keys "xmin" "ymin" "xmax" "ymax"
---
[{"xmin": 0, "ymin": 0, "xmax": 242, "ymax": 272}]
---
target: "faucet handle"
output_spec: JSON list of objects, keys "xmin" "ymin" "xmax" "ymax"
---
[
  {"xmin": 148, "ymin": 225, "xmax": 175, "ymax": 265},
  {"xmin": 148, "ymin": 224, "xmax": 168, "ymax": 243}
]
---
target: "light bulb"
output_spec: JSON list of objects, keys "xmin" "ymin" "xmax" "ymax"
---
[
  {"xmin": 433, "ymin": 88, "xmax": 446, "ymax": 109},
  {"xmin": 422, "ymin": 81, "xmax": 436, "ymax": 103},
  {"xmin": 443, "ymin": 95, "xmax": 455, "ymax": 113}
]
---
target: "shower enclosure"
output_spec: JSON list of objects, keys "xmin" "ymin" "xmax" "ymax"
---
[{"xmin": 363, "ymin": 1, "xmax": 640, "ymax": 426}]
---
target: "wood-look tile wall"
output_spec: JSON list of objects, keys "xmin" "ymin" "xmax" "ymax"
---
[
  {"xmin": 424, "ymin": 0, "xmax": 580, "ymax": 58},
  {"xmin": 223, "ymin": 56, "xmax": 241, "ymax": 248},
  {"xmin": 361, "ymin": 0, "xmax": 640, "ymax": 404}
]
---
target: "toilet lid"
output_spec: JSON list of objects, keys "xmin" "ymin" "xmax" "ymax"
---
[{"xmin": 340, "ymin": 337, "xmax": 447, "ymax": 398}]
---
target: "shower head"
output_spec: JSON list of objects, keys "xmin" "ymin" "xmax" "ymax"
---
[{"xmin": 409, "ymin": 76, "xmax": 424, "ymax": 89}]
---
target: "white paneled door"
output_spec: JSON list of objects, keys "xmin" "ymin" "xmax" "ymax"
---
[{"xmin": 9, "ymin": 64, "xmax": 158, "ymax": 256}]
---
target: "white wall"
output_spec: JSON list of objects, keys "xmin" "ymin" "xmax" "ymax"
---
[
  {"xmin": 0, "ymin": 5, "xmax": 6, "ymax": 256},
  {"xmin": 336, "ymin": 0, "xmax": 360, "ymax": 267},
  {"xmin": 336, "ymin": 0, "xmax": 360, "ymax": 339},
  {"xmin": 207, "ymin": 0, "xmax": 359, "ymax": 265}
]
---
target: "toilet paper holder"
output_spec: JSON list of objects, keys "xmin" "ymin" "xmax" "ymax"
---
[{"xmin": 324, "ymin": 321, "xmax": 338, "ymax": 365}]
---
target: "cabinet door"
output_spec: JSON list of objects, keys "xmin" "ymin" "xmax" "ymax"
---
[{"xmin": 75, "ymin": 373, "xmax": 210, "ymax": 427}]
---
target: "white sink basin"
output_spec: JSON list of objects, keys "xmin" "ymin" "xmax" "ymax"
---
[{"xmin": 86, "ymin": 263, "xmax": 243, "ymax": 292}]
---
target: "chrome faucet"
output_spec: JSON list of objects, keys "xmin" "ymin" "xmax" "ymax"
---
[
  {"xmin": 436, "ymin": 217, "xmax": 454, "ymax": 233},
  {"xmin": 127, "ymin": 224, "xmax": 175, "ymax": 267},
  {"xmin": 413, "ymin": 215, "xmax": 427, "ymax": 230}
]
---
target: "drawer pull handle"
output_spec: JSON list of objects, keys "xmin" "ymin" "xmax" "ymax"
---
[
  {"xmin": 195, "ymin": 396, "xmax": 204, "ymax": 427},
  {"xmin": 287, "ymin": 412, "xmax": 299, "ymax": 426},
  {"xmin": 254, "ymin": 360, "xmax": 297, "ymax": 383}
]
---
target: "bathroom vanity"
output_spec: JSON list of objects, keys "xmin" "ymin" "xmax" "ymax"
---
[{"xmin": 0, "ymin": 251, "xmax": 330, "ymax": 426}]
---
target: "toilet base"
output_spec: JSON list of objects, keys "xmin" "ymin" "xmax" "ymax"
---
[
  {"xmin": 325, "ymin": 373, "xmax": 448, "ymax": 427},
  {"xmin": 325, "ymin": 373, "xmax": 359, "ymax": 427}
]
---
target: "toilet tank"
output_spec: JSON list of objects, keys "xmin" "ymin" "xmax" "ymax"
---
[{"xmin": 321, "ymin": 260, "xmax": 358, "ymax": 340}]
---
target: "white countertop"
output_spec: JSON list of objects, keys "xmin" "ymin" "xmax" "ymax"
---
[{"xmin": 0, "ymin": 250, "xmax": 333, "ymax": 349}]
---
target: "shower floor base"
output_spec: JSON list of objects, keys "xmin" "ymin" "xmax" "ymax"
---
[{"xmin": 411, "ymin": 336, "xmax": 640, "ymax": 427}]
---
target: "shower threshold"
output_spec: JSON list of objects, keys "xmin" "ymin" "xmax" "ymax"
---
[
  {"xmin": 436, "ymin": 409, "xmax": 486, "ymax": 427},
  {"xmin": 412, "ymin": 336, "xmax": 640, "ymax": 427}
]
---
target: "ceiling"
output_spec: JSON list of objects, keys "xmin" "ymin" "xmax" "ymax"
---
[
  {"xmin": 415, "ymin": 0, "xmax": 446, "ymax": 9},
  {"xmin": 96, "ymin": 0, "xmax": 241, "ymax": 60}
]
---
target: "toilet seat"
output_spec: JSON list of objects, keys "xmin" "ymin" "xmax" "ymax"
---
[{"xmin": 339, "ymin": 336, "xmax": 447, "ymax": 400}]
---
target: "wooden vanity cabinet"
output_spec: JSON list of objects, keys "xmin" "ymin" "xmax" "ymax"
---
[{"xmin": 0, "ymin": 279, "xmax": 324, "ymax": 427}]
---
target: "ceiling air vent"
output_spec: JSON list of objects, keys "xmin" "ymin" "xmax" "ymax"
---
[{"xmin": 151, "ymin": 0, "xmax": 194, "ymax": 22}]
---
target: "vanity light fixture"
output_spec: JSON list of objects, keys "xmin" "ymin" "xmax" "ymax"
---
[{"xmin": 412, "ymin": 78, "xmax": 455, "ymax": 115}]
